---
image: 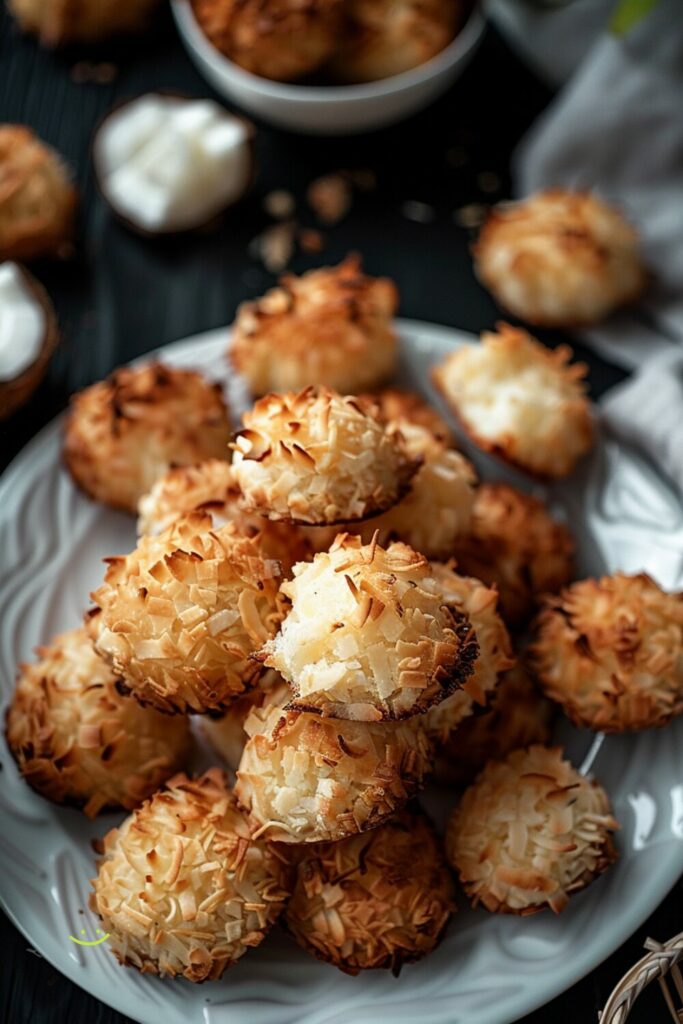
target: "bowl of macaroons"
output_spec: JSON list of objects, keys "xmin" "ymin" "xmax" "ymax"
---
[{"xmin": 170, "ymin": 0, "xmax": 486, "ymax": 133}]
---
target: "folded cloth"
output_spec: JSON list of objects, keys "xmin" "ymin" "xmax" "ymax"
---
[
  {"xmin": 600, "ymin": 350, "xmax": 683, "ymax": 491},
  {"xmin": 499, "ymin": 0, "xmax": 683, "ymax": 370}
]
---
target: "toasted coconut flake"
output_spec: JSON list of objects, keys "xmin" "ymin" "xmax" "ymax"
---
[
  {"xmin": 230, "ymin": 257, "xmax": 397, "ymax": 397},
  {"xmin": 137, "ymin": 459, "xmax": 311, "ymax": 574},
  {"xmin": 90, "ymin": 769, "xmax": 291, "ymax": 980},
  {"xmin": 364, "ymin": 388, "xmax": 454, "ymax": 447},
  {"xmin": 92, "ymin": 512, "xmax": 286, "ymax": 714},
  {"xmin": 433, "ymin": 663, "xmax": 554, "ymax": 786},
  {"xmin": 5, "ymin": 625, "xmax": 191, "ymax": 816},
  {"xmin": 8, "ymin": 0, "xmax": 159, "ymax": 44},
  {"xmin": 261, "ymin": 535, "xmax": 478, "ymax": 720},
  {"xmin": 64, "ymin": 363, "xmax": 231, "ymax": 514},
  {"xmin": 231, "ymin": 387, "xmax": 418, "ymax": 526},
  {"xmin": 473, "ymin": 189, "xmax": 646, "ymax": 328},
  {"xmin": 286, "ymin": 811, "xmax": 454, "ymax": 973},
  {"xmin": 423, "ymin": 564, "xmax": 514, "ymax": 744},
  {"xmin": 234, "ymin": 704, "xmax": 432, "ymax": 842},
  {"xmin": 433, "ymin": 324, "xmax": 594, "ymax": 479},
  {"xmin": 328, "ymin": 0, "xmax": 460, "ymax": 83},
  {"xmin": 192, "ymin": 0, "xmax": 343, "ymax": 82},
  {"xmin": 0, "ymin": 125, "xmax": 76, "ymax": 261},
  {"xmin": 529, "ymin": 573, "xmax": 683, "ymax": 732},
  {"xmin": 445, "ymin": 746, "xmax": 618, "ymax": 915},
  {"xmin": 200, "ymin": 670, "xmax": 289, "ymax": 771},
  {"xmin": 453, "ymin": 483, "xmax": 575, "ymax": 629}
]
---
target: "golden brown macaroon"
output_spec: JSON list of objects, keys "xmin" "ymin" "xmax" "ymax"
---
[
  {"xmin": 8, "ymin": 0, "xmax": 159, "ymax": 44},
  {"xmin": 473, "ymin": 189, "xmax": 646, "ymax": 328},
  {"xmin": 90, "ymin": 769, "xmax": 291, "ymax": 980},
  {"xmin": 366, "ymin": 387, "xmax": 454, "ymax": 446},
  {"xmin": 330, "ymin": 0, "xmax": 460, "ymax": 83},
  {"xmin": 347, "ymin": 421, "xmax": 476, "ymax": 559},
  {"xmin": 433, "ymin": 324, "xmax": 594, "ymax": 479},
  {"xmin": 422, "ymin": 563, "xmax": 514, "ymax": 745},
  {"xmin": 136, "ymin": 459, "xmax": 311, "ymax": 574},
  {"xmin": 92, "ymin": 512, "xmax": 285, "ymax": 715},
  {"xmin": 231, "ymin": 256, "xmax": 398, "ymax": 397},
  {"xmin": 529, "ymin": 573, "xmax": 683, "ymax": 732},
  {"xmin": 445, "ymin": 745, "xmax": 618, "ymax": 915},
  {"xmin": 192, "ymin": 0, "xmax": 342, "ymax": 82},
  {"xmin": 5, "ymin": 625, "xmax": 191, "ymax": 817},
  {"xmin": 453, "ymin": 483, "xmax": 575, "ymax": 630},
  {"xmin": 64, "ymin": 363, "xmax": 231, "ymax": 514},
  {"xmin": 231, "ymin": 387, "xmax": 419, "ymax": 525},
  {"xmin": 199, "ymin": 669, "xmax": 289, "ymax": 771},
  {"xmin": 285, "ymin": 811, "xmax": 455, "ymax": 974},
  {"xmin": 433, "ymin": 663, "xmax": 554, "ymax": 787},
  {"xmin": 235, "ymin": 704, "xmax": 432, "ymax": 843},
  {"xmin": 0, "ymin": 125, "xmax": 77, "ymax": 262},
  {"xmin": 262, "ymin": 533, "xmax": 478, "ymax": 721}
]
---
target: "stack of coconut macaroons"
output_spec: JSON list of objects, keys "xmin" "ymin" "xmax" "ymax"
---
[{"xmin": 7, "ymin": 255, "xmax": 683, "ymax": 983}]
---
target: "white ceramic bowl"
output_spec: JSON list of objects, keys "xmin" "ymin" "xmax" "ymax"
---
[{"xmin": 171, "ymin": 0, "xmax": 486, "ymax": 135}]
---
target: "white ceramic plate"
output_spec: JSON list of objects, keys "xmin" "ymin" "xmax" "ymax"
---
[{"xmin": 1, "ymin": 321, "xmax": 683, "ymax": 1024}]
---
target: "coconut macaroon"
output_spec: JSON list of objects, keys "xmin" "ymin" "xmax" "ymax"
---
[
  {"xmin": 261, "ymin": 534, "xmax": 478, "ymax": 721},
  {"xmin": 136, "ymin": 460, "xmax": 311, "ymax": 574},
  {"xmin": 454, "ymin": 484, "xmax": 575, "ymax": 630},
  {"xmin": 473, "ymin": 189, "xmax": 646, "ymax": 328},
  {"xmin": 446, "ymin": 746, "xmax": 618, "ymax": 915},
  {"xmin": 5, "ymin": 625, "xmax": 191, "ymax": 817},
  {"xmin": 433, "ymin": 324, "xmax": 594, "ymax": 479},
  {"xmin": 192, "ymin": 0, "xmax": 342, "ymax": 82},
  {"xmin": 529, "ymin": 573, "xmax": 683, "ymax": 733},
  {"xmin": 231, "ymin": 257, "xmax": 398, "ymax": 397},
  {"xmin": 434, "ymin": 663, "xmax": 554, "ymax": 787},
  {"xmin": 90, "ymin": 769, "xmax": 291, "ymax": 981},
  {"xmin": 286, "ymin": 811, "xmax": 454, "ymax": 974},
  {"xmin": 231, "ymin": 387, "xmax": 418, "ymax": 525},
  {"xmin": 64, "ymin": 363, "xmax": 231, "ymax": 514},
  {"xmin": 422, "ymin": 564, "xmax": 514, "ymax": 745},
  {"xmin": 330, "ymin": 0, "xmax": 460, "ymax": 83},
  {"xmin": 92, "ymin": 512, "xmax": 284, "ymax": 715},
  {"xmin": 235, "ymin": 704, "xmax": 432, "ymax": 843},
  {"xmin": 0, "ymin": 125, "xmax": 77, "ymax": 262},
  {"xmin": 366, "ymin": 387, "xmax": 454, "ymax": 446},
  {"xmin": 200, "ymin": 669, "xmax": 289, "ymax": 771},
  {"xmin": 8, "ymin": 0, "xmax": 159, "ymax": 44}
]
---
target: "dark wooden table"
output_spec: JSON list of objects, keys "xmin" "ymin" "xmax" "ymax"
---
[{"xmin": 1, "ymin": 7, "xmax": 681, "ymax": 1022}]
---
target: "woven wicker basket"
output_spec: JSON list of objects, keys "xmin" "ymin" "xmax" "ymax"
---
[{"xmin": 601, "ymin": 933, "xmax": 683, "ymax": 1023}]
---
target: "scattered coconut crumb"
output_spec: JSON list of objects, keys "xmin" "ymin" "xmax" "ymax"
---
[
  {"xmin": 454, "ymin": 203, "xmax": 487, "ymax": 229},
  {"xmin": 298, "ymin": 228, "xmax": 325, "ymax": 253},
  {"xmin": 401, "ymin": 200, "xmax": 435, "ymax": 224},
  {"xmin": 307, "ymin": 173, "xmax": 352, "ymax": 225},
  {"xmin": 262, "ymin": 190, "xmax": 296, "ymax": 220},
  {"xmin": 250, "ymin": 221, "xmax": 296, "ymax": 273}
]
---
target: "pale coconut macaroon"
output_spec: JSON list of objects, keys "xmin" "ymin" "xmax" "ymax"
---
[
  {"xmin": 434, "ymin": 663, "xmax": 554, "ymax": 787},
  {"xmin": 90, "ymin": 769, "xmax": 291, "ymax": 981},
  {"xmin": 5, "ymin": 624, "xmax": 191, "ymax": 817},
  {"xmin": 433, "ymin": 324, "xmax": 594, "ymax": 479},
  {"xmin": 286, "ymin": 811, "xmax": 455, "ymax": 975},
  {"xmin": 529, "ymin": 573, "xmax": 683, "ymax": 733},
  {"xmin": 261, "ymin": 533, "xmax": 479, "ymax": 721},
  {"xmin": 348, "ymin": 419, "xmax": 476, "ymax": 559},
  {"xmin": 231, "ymin": 256, "xmax": 398, "ymax": 396},
  {"xmin": 422, "ymin": 563, "xmax": 514, "ymax": 746},
  {"xmin": 446, "ymin": 745, "xmax": 618, "ymax": 915},
  {"xmin": 231, "ymin": 387, "xmax": 419, "ymax": 525},
  {"xmin": 329, "ymin": 0, "xmax": 460, "ymax": 83},
  {"xmin": 200, "ymin": 669, "xmax": 289, "ymax": 771},
  {"xmin": 8, "ymin": 0, "xmax": 159, "ymax": 44},
  {"xmin": 453, "ymin": 483, "xmax": 575, "ymax": 630},
  {"xmin": 473, "ymin": 189, "xmax": 646, "ymax": 328},
  {"xmin": 65, "ymin": 363, "xmax": 231, "ymax": 514},
  {"xmin": 192, "ymin": 0, "xmax": 342, "ymax": 82},
  {"xmin": 235, "ymin": 703, "xmax": 432, "ymax": 843},
  {"xmin": 0, "ymin": 125, "xmax": 77, "ymax": 262},
  {"xmin": 136, "ymin": 459, "xmax": 311, "ymax": 574},
  {"xmin": 92, "ymin": 511, "xmax": 285, "ymax": 715}
]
